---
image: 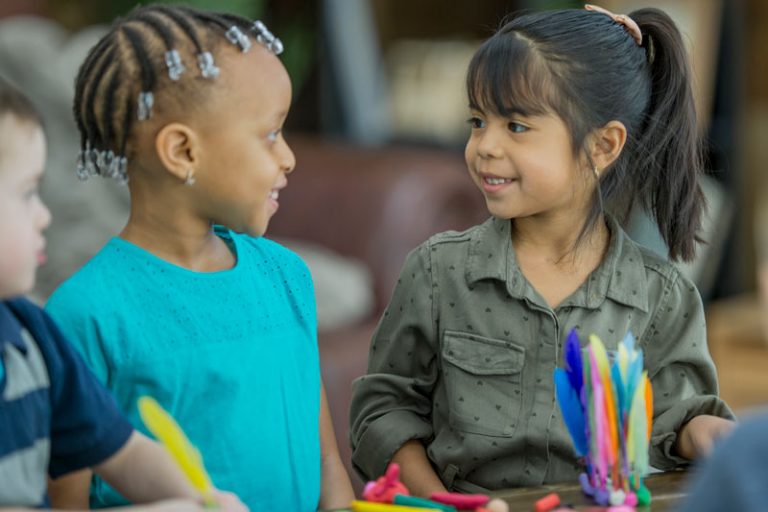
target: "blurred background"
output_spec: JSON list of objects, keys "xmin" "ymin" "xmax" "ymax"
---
[{"xmin": 1, "ymin": 0, "xmax": 766, "ymax": 489}]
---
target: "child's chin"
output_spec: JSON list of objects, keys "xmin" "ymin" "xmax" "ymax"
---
[
  {"xmin": 243, "ymin": 223, "xmax": 268, "ymax": 238},
  {"xmin": 0, "ymin": 277, "xmax": 35, "ymax": 299},
  {"xmin": 486, "ymin": 204, "xmax": 517, "ymax": 220}
]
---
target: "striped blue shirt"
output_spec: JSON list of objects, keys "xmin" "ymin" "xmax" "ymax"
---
[{"xmin": 0, "ymin": 298, "xmax": 133, "ymax": 507}]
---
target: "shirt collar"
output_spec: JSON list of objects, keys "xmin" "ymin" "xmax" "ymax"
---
[
  {"xmin": 465, "ymin": 215, "xmax": 649, "ymax": 313},
  {"xmin": 465, "ymin": 217, "xmax": 511, "ymax": 286},
  {"xmin": 583, "ymin": 216, "xmax": 649, "ymax": 312},
  {"xmin": 0, "ymin": 300, "xmax": 28, "ymax": 353}
]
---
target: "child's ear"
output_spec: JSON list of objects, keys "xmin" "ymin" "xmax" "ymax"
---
[
  {"xmin": 589, "ymin": 120, "xmax": 627, "ymax": 173},
  {"xmin": 154, "ymin": 123, "xmax": 200, "ymax": 182}
]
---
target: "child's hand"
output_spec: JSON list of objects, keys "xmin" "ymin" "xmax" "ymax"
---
[
  {"xmin": 144, "ymin": 499, "xmax": 206, "ymax": 512},
  {"xmin": 138, "ymin": 492, "xmax": 247, "ymax": 512},
  {"xmin": 210, "ymin": 490, "xmax": 249, "ymax": 512},
  {"xmin": 676, "ymin": 415, "xmax": 735, "ymax": 460}
]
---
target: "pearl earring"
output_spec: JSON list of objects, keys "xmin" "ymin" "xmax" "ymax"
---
[{"xmin": 185, "ymin": 170, "xmax": 196, "ymax": 186}]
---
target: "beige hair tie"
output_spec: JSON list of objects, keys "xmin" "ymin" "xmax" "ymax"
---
[{"xmin": 585, "ymin": 4, "xmax": 643, "ymax": 45}]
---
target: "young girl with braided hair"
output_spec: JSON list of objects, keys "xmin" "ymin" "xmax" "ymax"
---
[
  {"xmin": 0, "ymin": 72, "xmax": 246, "ymax": 512},
  {"xmin": 350, "ymin": 5, "xmax": 735, "ymax": 496},
  {"xmin": 45, "ymin": 5, "xmax": 353, "ymax": 510}
]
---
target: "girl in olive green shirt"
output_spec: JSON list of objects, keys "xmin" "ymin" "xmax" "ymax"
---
[{"xmin": 350, "ymin": 6, "xmax": 734, "ymax": 495}]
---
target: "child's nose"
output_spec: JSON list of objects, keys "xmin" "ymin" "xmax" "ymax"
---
[
  {"xmin": 37, "ymin": 200, "xmax": 51, "ymax": 231},
  {"xmin": 280, "ymin": 141, "xmax": 296, "ymax": 174},
  {"xmin": 476, "ymin": 128, "xmax": 504, "ymax": 159}
]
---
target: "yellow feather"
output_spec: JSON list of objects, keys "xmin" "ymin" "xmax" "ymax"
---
[
  {"xmin": 590, "ymin": 335, "xmax": 619, "ymax": 461},
  {"xmin": 618, "ymin": 343, "xmax": 629, "ymax": 377},
  {"xmin": 138, "ymin": 396, "xmax": 214, "ymax": 505}
]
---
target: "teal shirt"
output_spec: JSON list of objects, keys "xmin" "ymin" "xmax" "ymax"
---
[{"xmin": 46, "ymin": 229, "xmax": 321, "ymax": 511}]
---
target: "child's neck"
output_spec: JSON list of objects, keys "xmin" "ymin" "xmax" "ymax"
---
[
  {"xmin": 120, "ymin": 209, "xmax": 236, "ymax": 273},
  {"xmin": 512, "ymin": 214, "xmax": 609, "ymax": 310}
]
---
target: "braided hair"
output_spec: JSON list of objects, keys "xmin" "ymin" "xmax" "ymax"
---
[{"xmin": 73, "ymin": 4, "xmax": 282, "ymax": 184}]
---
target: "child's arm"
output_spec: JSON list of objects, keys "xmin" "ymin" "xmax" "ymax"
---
[
  {"xmin": 350, "ymin": 244, "xmax": 441, "ymax": 491},
  {"xmin": 644, "ymin": 272, "xmax": 735, "ymax": 468},
  {"xmin": 391, "ymin": 440, "xmax": 447, "ymax": 497},
  {"xmin": 318, "ymin": 384, "xmax": 355, "ymax": 509},
  {"xmin": 94, "ymin": 431, "xmax": 246, "ymax": 512},
  {"xmin": 93, "ymin": 431, "xmax": 196, "ymax": 502},
  {"xmin": 48, "ymin": 469, "xmax": 91, "ymax": 509},
  {"xmin": 1, "ymin": 499, "xmax": 204, "ymax": 512}
]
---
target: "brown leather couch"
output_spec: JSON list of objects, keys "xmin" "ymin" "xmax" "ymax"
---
[{"xmin": 268, "ymin": 135, "xmax": 488, "ymax": 490}]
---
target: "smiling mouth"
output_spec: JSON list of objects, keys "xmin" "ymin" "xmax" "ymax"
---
[
  {"xmin": 269, "ymin": 190, "xmax": 279, "ymax": 200},
  {"xmin": 483, "ymin": 176, "xmax": 515, "ymax": 185}
]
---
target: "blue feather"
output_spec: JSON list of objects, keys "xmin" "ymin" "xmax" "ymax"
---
[
  {"xmin": 564, "ymin": 328, "xmax": 584, "ymax": 394},
  {"xmin": 625, "ymin": 350, "xmax": 643, "ymax": 405},
  {"xmin": 622, "ymin": 331, "xmax": 636, "ymax": 351},
  {"xmin": 555, "ymin": 367, "xmax": 588, "ymax": 456}
]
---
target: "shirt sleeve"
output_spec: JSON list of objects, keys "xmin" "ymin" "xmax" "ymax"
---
[
  {"xmin": 643, "ymin": 271, "xmax": 734, "ymax": 470},
  {"xmin": 33, "ymin": 304, "xmax": 133, "ymax": 478},
  {"xmin": 349, "ymin": 243, "xmax": 439, "ymax": 480},
  {"xmin": 45, "ymin": 288, "xmax": 110, "ymax": 385}
]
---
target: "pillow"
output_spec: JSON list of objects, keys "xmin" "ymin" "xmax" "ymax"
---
[{"xmin": 276, "ymin": 238, "xmax": 374, "ymax": 332}]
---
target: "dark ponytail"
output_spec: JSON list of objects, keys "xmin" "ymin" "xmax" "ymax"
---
[
  {"xmin": 466, "ymin": 8, "xmax": 704, "ymax": 261},
  {"xmin": 628, "ymin": 8, "xmax": 704, "ymax": 261}
]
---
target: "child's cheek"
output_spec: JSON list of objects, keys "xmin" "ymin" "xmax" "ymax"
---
[{"xmin": 0, "ymin": 229, "xmax": 38, "ymax": 296}]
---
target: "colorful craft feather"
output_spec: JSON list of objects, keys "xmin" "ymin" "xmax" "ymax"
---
[
  {"xmin": 553, "ymin": 329, "xmax": 653, "ymax": 507},
  {"xmin": 554, "ymin": 368, "xmax": 588, "ymax": 456},
  {"xmin": 564, "ymin": 329, "xmax": 584, "ymax": 393},
  {"xmin": 138, "ymin": 396, "xmax": 216, "ymax": 506}
]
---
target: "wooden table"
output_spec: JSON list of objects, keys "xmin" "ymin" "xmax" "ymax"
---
[
  {"xmin": 490, "ymin": 471, "xmax": 689, "ymax": 511},
  {"xmin": 325, "ymin": 472, "xmax": 690, "ymax": 512}
]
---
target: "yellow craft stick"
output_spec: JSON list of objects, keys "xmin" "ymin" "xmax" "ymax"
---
[
  {"xmin": 350, "ymin": 501, "xmax": 434, "ymax": 512},
  {"xmin": 138, "ymin": 396, "xmax": 216, "ymax": 507}
]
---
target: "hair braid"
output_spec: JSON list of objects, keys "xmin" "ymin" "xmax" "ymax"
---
[{"xmin": 73, "ymin": 4, "xmax": 284, "ymax": 184}]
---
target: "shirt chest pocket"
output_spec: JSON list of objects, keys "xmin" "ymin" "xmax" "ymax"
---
[{"xmin": 441, "ymin": 331, "xmax": 525, "ymax": 437}]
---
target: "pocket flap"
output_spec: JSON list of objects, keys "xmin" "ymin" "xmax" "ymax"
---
[{"xmin": 442, "ymin": 331, "xmax": 524, "ymax": 375}]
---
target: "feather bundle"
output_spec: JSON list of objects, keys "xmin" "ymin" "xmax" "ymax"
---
[{"xmin": 554, "ymin": 329, "xmax": 653, "ymax": 507}]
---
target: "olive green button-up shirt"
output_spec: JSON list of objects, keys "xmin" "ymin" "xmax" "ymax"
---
[{"xmin": 350, "ymin": 216, "xmax": 733, "ymax": 492}]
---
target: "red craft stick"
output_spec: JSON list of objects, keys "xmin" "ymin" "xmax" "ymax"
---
[
  {"xmin": 429, "ymin": 492, "xmax": 489, "ymax": 509},
  {"xmin": 534, "ymin": 493, "xmax": 561, "ymax": 512}
]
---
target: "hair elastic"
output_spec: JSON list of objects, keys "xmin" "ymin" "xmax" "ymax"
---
[
  {"xmin": 251, "ymin": 20, "xmax": 283, "ymax": 55},
  {"xmin": 197, "ymin": 52, "xmax": 220, "ymax": 78},
  {"xmin": 225, "ymin": 26, "xmax": 252, "ymax": 52},
  {"xmin": 164, "ymin": 49, "xmax": 186, "ymax": 80},
  {"xmin": 585, "ymin": 4, "xmax": 642, "ymax": 45},
  {"xmin": 76, "ymin": 143, "xmax": 128, "ymax": 184}
]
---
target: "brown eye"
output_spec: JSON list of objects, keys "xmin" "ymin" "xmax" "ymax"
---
[{"xmin": 467, "ymin": 117, "xmax": 485, "ymax": 129}]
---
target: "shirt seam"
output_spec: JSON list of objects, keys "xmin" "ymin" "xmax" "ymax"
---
[
  {"xmin": 428, "ymin": 242, "xmax": 438, "ymax": 337},
  {"xmin": 643, "ymin": 269, "xmax": 680, "ymax": 377}
]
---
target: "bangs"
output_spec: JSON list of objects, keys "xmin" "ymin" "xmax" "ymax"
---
[{"xmin": 466, "ymin": 33, "xmax": 558, "ymax": 118}]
